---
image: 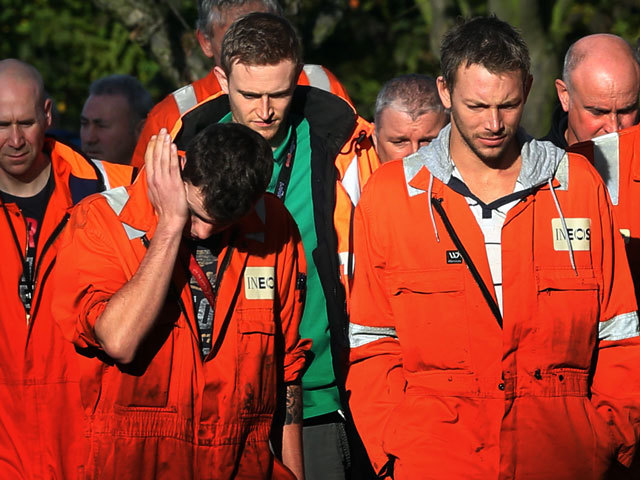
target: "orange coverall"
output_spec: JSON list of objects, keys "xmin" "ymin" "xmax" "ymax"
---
[
  {"xmin": 347, "ymin": 128, "xmax": 640, "ymax": 479},
  {"xmin": 131, "ymin": 65, "xmax": 352, "ymax": 169},
  {"xmin": 52, "ymin": 173, "xmax": 310, "ymax": 479},
  {"xmin": 0, "ymin": 138, "xmax": 134, "ymax": 479},
  {"xmin": 569, "ymin": 123, "xmax": 640, "ymax": 303}
]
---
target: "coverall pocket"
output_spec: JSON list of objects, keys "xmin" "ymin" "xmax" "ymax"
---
[
  {"xmin": 236, "ymin": 309, "xmax": 277, "ymax": 415},
  {"xmin": 535, "ymin": 268, "xmax": 599, "ymax": 368},
  {"xmin": 114, "ymin": 325, "xmax": 175, "ymax": 408},
  {"xmin": 386, "ymin": 268, "xmax": 471, "ymax": 371}
]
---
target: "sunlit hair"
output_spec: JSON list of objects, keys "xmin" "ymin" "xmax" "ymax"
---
[
  {"xmin": 220, "ymin": 12, "xmax": 302, "ymax": 75},
  {"xmin": 440, "ymin": 15, "xmax": 530, "ymax": 91}
]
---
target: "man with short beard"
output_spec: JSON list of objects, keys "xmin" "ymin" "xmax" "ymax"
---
[{"xmin": 347, "ymin": 16, "xmax": 640, "ymax": 479}]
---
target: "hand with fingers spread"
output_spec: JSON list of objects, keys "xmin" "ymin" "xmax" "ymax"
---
[{"xmin": 145, "ymin": 128, "xmax": 188, "ymax": 233}]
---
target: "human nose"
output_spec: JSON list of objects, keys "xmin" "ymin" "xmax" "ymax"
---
[
  {"xmin": 8, "ymin": 124, "xmax": 25, "ymax": 148},
  {"xmin": 258, "ymin": 96, "xmax": 272, "ymax": 120},
  {"xmin": 82, "ymin": 124, "xmax": 98, "ymax": 144},
  {"xmin": 486, "ymin": 108, "xmax": 504, "ymax": 133},
  {"xmin": 602, "ymin": 113, "xmax": 622, "ymax": 134}
]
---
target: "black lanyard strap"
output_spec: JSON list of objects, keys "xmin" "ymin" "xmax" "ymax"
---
[
  {"xmin": 274, "ymin": 127, "xmax": 297, "ymax": 202},
  {"xmin": 430, "ymin": 197, "xmax": 503, "ymax": 328}
]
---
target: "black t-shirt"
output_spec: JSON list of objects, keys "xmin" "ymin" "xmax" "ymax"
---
[
  {"xmin": 1, "ymin": 170, "xmax": 55, "ymax": 313},
  {"xmin": 187, "ymin": 235, "xmax": 222, "ymax": 359}
]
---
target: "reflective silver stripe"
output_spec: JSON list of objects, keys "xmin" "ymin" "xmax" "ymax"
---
[
  {"xmin": 172, "ymin": 84, "xmax": 198, "ymax": 115},
  {"xmin": 349, "ymin": 322, "xmax": 397, "ymax": 348},
  {"xmin": 592, "ymin": 132, "xmax": 620, "ymax": 205},
  {"xmin": 303, "ymin": 64, "xmax": 331, "ymax": 93},
  {"xmin": 100, "ymin": 188, "xmax": 146, "ymax": 240},
  {"xmin": 338, "ymin": 251, "xmax": 354, "ymax": 276},
  {"xmin": 91, "ymin": 159, "xmax": 110, "ymax": 190},
  {"xmin": 341, "ymin": 155, "xmax": 361, "ymax": 206},
  {"xmin": 101, "ymin": 186, "xmax": 130, "ymax": 215},
  {"xmin": 123, "ymin": 223, "xmax": 146, "ymax": 240},
  {"xmin": 599, "ymin": 311, "xmax": 640, "ymax": 341}
]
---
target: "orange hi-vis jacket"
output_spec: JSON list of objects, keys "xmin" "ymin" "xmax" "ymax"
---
[
  {"xmin": 347, "ymin": 125, "xmax": 640, "ymax": 479},
  {"xmin": 51, "ymin": 172, "xmax": 311, "ymax": 480},
  {"xmin": 0, "ymin": 137, "xmax": 134, "ymax": 479},
  {"xmin": 131, "ymin": 65, "xmax": 352, "ymax": 169},
  {"xmin": 568, "ymin": 124, "xmax": 640, "ymax": 303}
]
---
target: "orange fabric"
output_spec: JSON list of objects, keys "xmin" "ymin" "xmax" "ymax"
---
[
  {"xmin": 569, "ymin": 124, "xmax": 640, "ymax": 304},
  {"xmin": 332, "ymin": 115, "xmax": 379, "ymax": 308},
  {"xmin": 51, "ymin": 173, "xmax": 310, "ymax": 479},
  {"xmin": 347, "ymin": 155, "xmax": 640, "ymax": 478},
  {"xmin": 0, "ymin": 138, "xmax": 134, "ymax": 479},
  {"xmin": 132, "ymin": 66, "xmax": 352, "ymax": 169}
]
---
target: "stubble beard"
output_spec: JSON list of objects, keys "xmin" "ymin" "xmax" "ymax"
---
[{"xmin": 451, "ymin": 108, "xmax": 517, "ymax": 167}]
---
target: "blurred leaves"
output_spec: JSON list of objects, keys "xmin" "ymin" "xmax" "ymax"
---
[{"xmin": 3, "ymin": 0, "xmax": 640, "ymax": 135}]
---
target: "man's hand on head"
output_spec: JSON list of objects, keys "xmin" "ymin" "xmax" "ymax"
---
[{"xmin": 145, "ymin": 129, "xmax": 188, "ymax": 233}]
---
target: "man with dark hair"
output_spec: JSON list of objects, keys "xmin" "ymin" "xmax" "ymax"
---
[
  {"xmin": 173, "ymin": 11, "xmax": 379, "ymax": 479},
  {"xmin": 347, "ymin": 16, "xmax": 640, "ymax": 478},
  {"xmin": 130, "ymin": 0, "xmax": 351, "ymax": 169},
  {"xmin": 373, "ymin": 74, "xmax": 448, "ymax": 163},
  {"xmin": 52, "ymin": 124, "xmax": 310, "ymax": 479},
  {"xmin": 80, "ymin": 74, "xmax": 152, "ymax": 165},
  {"xmin": 544, "ymin": 34, "xmax": 640, "ymax": 149},
  {"xmin": 0, "ymin": 59, "xmax": 134, "ymax": 479}
]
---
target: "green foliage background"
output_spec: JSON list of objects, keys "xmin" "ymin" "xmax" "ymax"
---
[{"xmin": 2, "ymin": 0, "xmax": 640, "ymax": 136}]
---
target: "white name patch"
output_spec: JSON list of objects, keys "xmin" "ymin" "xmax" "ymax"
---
[
  {"xmin": 244, "ymin": 266, "xmax": 275, "ymax": 300},
  {"xmin": 552, "ymin": 218, "xmax": 591, "ymax": 251}
]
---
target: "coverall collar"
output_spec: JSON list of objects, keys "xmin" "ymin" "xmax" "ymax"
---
[{"xmin": 404, "ymin": 124, "xmax": 568, "ymax": 196}]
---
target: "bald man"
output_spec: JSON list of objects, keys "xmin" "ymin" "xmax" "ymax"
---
[
  {"xmin": 0, "ymin": 59, "xmax": 134, "ymax": 478},
  {"xmin": 544, "ymin": 33, "xmax": 640, "ymax": 148}
]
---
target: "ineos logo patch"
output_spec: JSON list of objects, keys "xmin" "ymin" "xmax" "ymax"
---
[
  {"xmin": 552, "ymin": 218, "xmax": 591, "ymax": 251},
  {"xmin": 244, "ymin": 266, "xmax": 275, "ymax": 300},
  {"xmin": 446, "ymin": 250, "xmax": 463, "ymax": 264}
]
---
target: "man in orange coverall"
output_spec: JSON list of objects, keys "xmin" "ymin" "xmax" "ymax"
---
[
  {"xmin": 0, "ymin": 59, "xmax": 134, "ymax": 479},
  {"xmin": 346, "ymin": 16, "xmax": 640, "ymax": 479},
  {"xmin": 130, "ymin": 0, "xmax": 351, "ymax": 169},
  {"xmin": 568, "ymin": 124, "xmax": 640, "ymax": 308},
  {"xmin": 52, "ymin": 123, "xmax": 310, "ymax": 479}
]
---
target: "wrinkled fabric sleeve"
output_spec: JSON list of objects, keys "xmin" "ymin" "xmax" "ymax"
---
[
  {"xmin": 275, "ymin": 204, "xmax": 312, "ymax": 383},
  {"xmin": 590, "ymin": 179, "xmax": 640, "ymax": 467},
  {"xmin": 52, "ymin": 200, "xmax": 130, "ymax": 350},
  {"xmin": 346, "ymin": 185, "xmax": 405, "ymax": 474}
]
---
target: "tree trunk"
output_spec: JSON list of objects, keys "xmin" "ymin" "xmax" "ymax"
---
[{"xmin": 90, "ymin": 0, "xmax": 208, "ymax": 88}]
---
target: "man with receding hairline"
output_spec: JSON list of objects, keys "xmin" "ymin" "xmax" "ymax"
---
[
  {"xmin": 373, "ymin": 74, "xmax": 448, "ymax": 164},
  {"xmin": 0, "ymin": 58, "xmax": 134, "ymax": 478},
  {"xmin": 545, "ymin": 33, "xmax": 640, "ymax": 148}
]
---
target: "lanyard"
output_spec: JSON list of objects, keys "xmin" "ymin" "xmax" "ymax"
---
[
  {"xmin": 1, "ymin": 199, "xmax": 34, "ymax": 314},
  {"xmin": 187, "ymin": 241, "xmax": 235, "ymax": 310},
  {"xmin": 274, "ymin": 127, "xmax": 297, "ymax": 202},
  {"xmin": 430, "ymin": 196, "xmax": 504, "ymax": 329}
]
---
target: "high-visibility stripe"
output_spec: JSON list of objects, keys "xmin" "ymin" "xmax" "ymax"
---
[
  {"xmin": 599, "ymin": 311, "xmax": 640, "ymax": 341},
  {"xmin": 101, "ymin": 186, "xmax": 129, "ymax": 215},
  {"xmin": 341, "ymin": 155, "xmax": 360, "ymax": 206},
  {"xmin": 338, "ymin": 251, "xmax": 354, "ymax": 276},
  {"xmin": 592, "ymin": 132, "xmax": 620, "ymax": 205},
  {"xmin": 349, "ymin": 322, "xmax": 397, "ymax": 348},
  {"xmin": 100, "ymin": 187, "xmax": 146, "ymax": 240},
  {"xmin": 172, "ymin": 84, "xmax": 198, "ymax": 115},
  {"xmin": 302, "ymin": 64, "xmax": 331, "ymax": 93},
  {"xmin": 92, "ymin": 159, "xmax": 110, "ymax": 190}
]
